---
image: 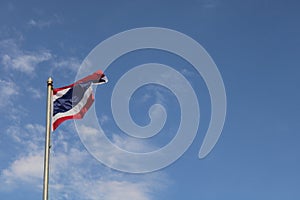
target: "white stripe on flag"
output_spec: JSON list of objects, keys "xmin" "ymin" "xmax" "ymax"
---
[
  {"xmin": 53, "ymin": 87, "xmax": 71, "ymax": 102},
  {"xmin": 52, "ymin": 86, "xmax": 93, "ymax": 123}
]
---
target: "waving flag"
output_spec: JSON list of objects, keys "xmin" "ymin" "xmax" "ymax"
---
[{"xmin": 52, "ymin": 70, "xmax": 108, "ymax": 131}]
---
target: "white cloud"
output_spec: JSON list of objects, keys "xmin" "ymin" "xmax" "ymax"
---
[
  {"xmin": 1, "ymin": 123, "xmax": 169, "ymax": 199},
  {"xmin": 0, "ymin": 39, "xmax": 52, "ymax": 74},
  {"xmin": 0, "ymin": 79, "xmax": 18, "ymax": 109},
  {"xmin": 1, "ymin": 123, "xmax": 45, "ymax": 189},
  {"xmin": 1, "ymin": 154, "xmax": 44, "ymax": 186},
  {"xmin": 99, "ymin": 114, "xmax": 110, "ymax": 125},
  {"xmin": 112, "ymin": 134, "xmax": 156, "ymax": 153},
  {"xmin": 49, "ymin": 145, "xmax": 164, "ymax": 200},
  {"xmin": 195, "ymin": 0, "xmax": 219, "ymax": 8},
  {"xmin": 75, "ymin": 180, "xmax": 152, "ymax": 200},
  {"xmin": 2, "ymin": 103, "xmax": 28, "ymax": 124},
  {"xmin": 181, "ymin": 68, "xmax": 196, "ymax": 77},
  {"xmin": 144, "ymin": 85, "xmax": 168, "ymax": 104},
  {"xmin": 27, "ymin": 15, "xmax": 62, "ymax": 29},
  {"xmin": 0, "ymin": 38, "xmax": 83, "ymax": 83},
  {"xmin": 49, "ymin": 132, "xmax": 167, "ymax": 200},
  {"xmin": 26, "ymin": 86, "xmax": 43, "ymax": 99},
  {"xmin": 6, "ymin": 51, "xmax": 51, "ymax": 73},
  {"xmin": 52, "ymin": 56, "xmax": 81, "ymax": 72},
  {"xmin": 76, "ymin": 124, "xmax": 159, "ymax": 165},
  {"xmin": 6, "ymin": 123, "xmax": 44, "ymax": 146},
  {"xmin": 25, "ymin": 123, "xmax": 45, "ymax": 133}
]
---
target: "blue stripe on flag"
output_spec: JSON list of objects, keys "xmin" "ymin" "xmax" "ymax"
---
[{"xmin": 53, "ymin": 82, "xmax": 91, "ymax": 116}]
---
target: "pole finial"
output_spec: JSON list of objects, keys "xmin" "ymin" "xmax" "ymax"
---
[
  {"xmin": 47, "ymin": 77, "xmax": 53, "ymax": 83},
  {"xmin": 47, "ymin": 77, "xmax": 53, "ymax": 86}
]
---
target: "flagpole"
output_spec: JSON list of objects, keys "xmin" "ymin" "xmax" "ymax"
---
[{"xmin": 43, "ymin": 77, "xmax": 53, "ymax": 200}]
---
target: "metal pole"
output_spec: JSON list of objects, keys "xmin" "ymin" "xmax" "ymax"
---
[{"xmin": 43, "ymin": 77, "xmax": 53, "ymax": 200}]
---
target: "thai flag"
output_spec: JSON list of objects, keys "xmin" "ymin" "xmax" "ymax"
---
[{"xmin": 52, "ymin": 70, "xmax": 108, "ymax": 131}]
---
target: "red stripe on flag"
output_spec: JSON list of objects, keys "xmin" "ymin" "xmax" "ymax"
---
[
  {"xmin": 53, "ymin": 70, "xmax": 104, "ymax": 95},
  {"xmin": 52, "ymin": 93, "xmax": 95, "ymax": 130}
]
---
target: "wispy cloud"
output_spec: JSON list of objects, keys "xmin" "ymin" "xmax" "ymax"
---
[
  {"xmin": 0, "ymin": 39, "xmax": 52, "ymax": 75},
  {"xmin": 111, "ymin": 133, "xmax": 157, "ymax": 153},
  {"xmin": 1, "ymin": 123, "xmax": 45, "ymax": 189},
  {"xmin": 28, "ymin": 19, "xmax": 51, "ymax": 28},
  {"xmin": 1, "ymin": 154, "xmax": 44, "ymax": 187},
  {"xmin": 0, "ymin": 78, "xmax": 37, "ymax": 123},
  {"xmin": 49, "ymin": 145, "xmax": 165, "ymax": 200},
  {"xmin": 0, "ymin": 79, "xmax": 18, "ymax": 109},
  {"xmin": 52, "ymin": 56, "xmax": 81, "ymax": 73},
  {"xmin": 26, "ymin": 87, "xmax": 44, "ymax": 99},
  {"xmin": 195, "ymin": 0, "xmax": 219, "ymax": 8},
  {"xmin": 2, "ymin": 52, "xmax": 51, "ymax": 73},
  {"xmin": 99, "ymin": 114, "xmax": 110, "ymax": 125},
  {"xmin": 27, "ymin": 14, "xmax": 63, "ymax": 29},
  {"xmin": 0, "ymin": 37, "xmax": 82, "ymax": 96},
  {"xmin": 0, "ymin": 123, "xmax": 169, "ymax": 199}
]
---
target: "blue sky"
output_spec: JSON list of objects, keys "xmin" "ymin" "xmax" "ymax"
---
[{"xmin": 0, "ymin": 0, "xmax": 300, "ymax": 199}]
